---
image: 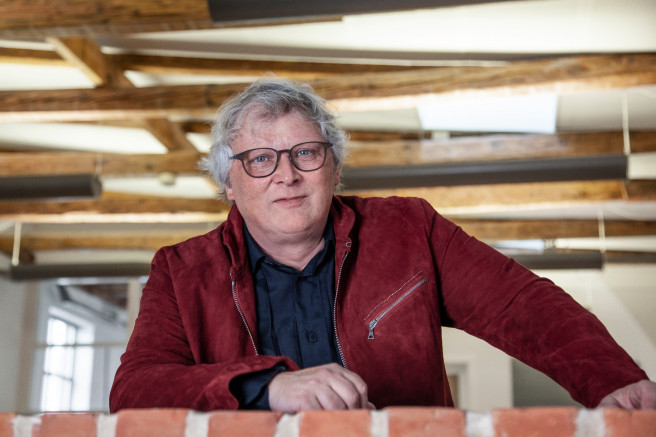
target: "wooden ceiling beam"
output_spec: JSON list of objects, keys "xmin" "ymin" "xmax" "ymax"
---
[
  {"xmin": 0, "ymin": 232, "xmax": 203, "ymax": 252},
  {"xmin": 0, "ymin": 0, "xmax": 215, "ymax": 38},
  {"xmin": 111, "ymin": 54, "xmax": 432, "ymax": 79},
  {"xmin": 48, "ymin": 36, "xmax": 199, "ymax": 152},
  {"xmin": 345, "ymin": 180, "xmax": 656, "ymax": 214},
  {"xmin": 1, "ymin": 219, "xmax": 654, "ymax": 255},
  {"xmin": 0, "ymin": 83, "xmax": 238, "ymax": 122},
  {"xmin": 0, "ymin": 47, "xmax": 65, "ymax": 66},
  {"xmin": 0, "ymin": 46, "xmax": 430, "ymax": 78},
  {"xmin": 0, "ymin": 192, "xmax": 230, "ymax": 223},
  {"xmin": 456, "ymin": 218, "xmax": 656, "ymax": 241},
  {"xmin": 347, "ymin": 131, "xmax": 656, "ymax": 167},
  {"xmin": 1, "ymin": 54, "xmax": 654, "ymax": 122},
  {"xmin": 1, "ymin": 131, "xmax": 654, "ymax": 177},
  {"xmin": 1, "ymin": 131, "xmax": 653, "ymax": 177},
  {"xmin": 48, "ymin": 37, "xmax": 134, "ymax": 88},
  {"xmin": 319, "ymin": 54, "xmax": 656, "ymax": 112},
  {"xmin": 174, "ymin": 123, "xmax": 656, "ymax": 156},
  {"xmin": 0, "ymin": 150, "xmax": 202, "ymax": 177},
  {"xmin": 1, "ymin": 180, "xmax": 654, "ymax": 223},
  {"xmin": 0, "ymin": 0, "xmax": 339, "ymax": 38}
]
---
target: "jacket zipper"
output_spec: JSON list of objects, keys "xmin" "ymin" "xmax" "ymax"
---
[
  {"xmin": 368, "ymin": 278, "xmax": 427, "ymax": 340},
  {"xmin": 231, "ymin": 274, "xmax": 258, "ymax": 355},
  {"xmin": 333, "ymin": 241, "xmax": 351, "ymax": 368}
]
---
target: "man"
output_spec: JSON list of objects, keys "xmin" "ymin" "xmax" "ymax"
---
[{"xmin": 110, "ymin": 77, "xmax": 655, "ymax": 413}]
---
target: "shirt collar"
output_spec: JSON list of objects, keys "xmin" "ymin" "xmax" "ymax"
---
[{"xmin": 244, "ymin": 218, "xmax": 335, "ymax": 274}]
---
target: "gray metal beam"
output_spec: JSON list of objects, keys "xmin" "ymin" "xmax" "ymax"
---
[{"xmin": 341, "ymin": 155, "xmax": 628, "ymax": 190}]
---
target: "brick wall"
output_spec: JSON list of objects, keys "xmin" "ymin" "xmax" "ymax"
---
[{"xmin": 1, "ymin": 407, "xmax": 655, "ymax": 437}]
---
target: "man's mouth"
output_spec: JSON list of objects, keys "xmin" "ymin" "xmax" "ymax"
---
[{"xmin": 274, "ymin": 195, "xmax": 306, "ymax": 206}]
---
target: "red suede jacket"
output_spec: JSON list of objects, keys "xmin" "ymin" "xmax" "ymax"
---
[{"xmin": 109, "ymin": 196, "xmax": 647, "ymax": 412}]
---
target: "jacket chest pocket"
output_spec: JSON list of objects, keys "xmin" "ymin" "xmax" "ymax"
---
[{"xmin": 365, "ymin": 273, "xmax": 428, "ymax": 340}]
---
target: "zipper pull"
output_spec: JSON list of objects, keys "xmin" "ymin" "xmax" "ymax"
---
[{"xmin": 368, "ymin": 319, "xmax": 378, "ymax": 340}]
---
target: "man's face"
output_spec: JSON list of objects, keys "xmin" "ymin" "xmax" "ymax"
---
[{"xmin": 226, "ymin": 110, "xmax": 340, "ymax": 244}]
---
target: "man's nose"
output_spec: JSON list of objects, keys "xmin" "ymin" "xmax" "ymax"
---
[{"xmin": 273, "ymin": 151, "xmax": 299, "ymax": 182}]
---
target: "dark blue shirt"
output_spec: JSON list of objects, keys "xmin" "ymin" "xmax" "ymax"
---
[{"xmin": 231, "ymin": 220, "xmax": 341, "ymax": 408}]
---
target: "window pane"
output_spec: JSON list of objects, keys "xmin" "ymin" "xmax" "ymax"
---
[
  {"xmin": 44, "ymin": 346, "xmax": 76, "ymax": 378},
  {"xmin": 47, "ymin": 318, "xmax": 77, "ymax": 345},
  {"xmin": 41, "ymin": 375, "xmax": 72, "ymax": 412}
]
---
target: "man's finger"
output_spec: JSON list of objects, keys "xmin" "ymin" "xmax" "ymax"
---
[
  {"xmin": 333, "ymin": 368, "xmax": 369, "ymax": 408},
  {"xmin": 314, "ymin": 385, "xmax": 349, "ymax": 410}
]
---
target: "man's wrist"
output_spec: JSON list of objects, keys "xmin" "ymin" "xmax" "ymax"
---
[{"xmin": 230, "ymin": 364, "xmax": 287, "ymax": 410}]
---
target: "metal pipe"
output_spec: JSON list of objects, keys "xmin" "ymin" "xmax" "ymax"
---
[
  {"xmin": 341, "ymin": 155, "xmax": 628, "ymax": 190},
  {"xmin": 511, "ymin": 252, "xmax": 604, "ymax": 270},
  {"xmin": 208, "ymin": 0, "xmax": 520, "ymax": 24},
  {"xmin": 0, "ymin": 174, "xmax": 102, "ymax": 201},
  {"xmin": 8, "ymin": 263, "xmax": 150, "ymax": 280}
]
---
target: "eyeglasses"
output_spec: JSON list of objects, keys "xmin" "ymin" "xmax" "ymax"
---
[{"xmin": 230, "ymin": 141, "xmax": 332, "ymax": 178}]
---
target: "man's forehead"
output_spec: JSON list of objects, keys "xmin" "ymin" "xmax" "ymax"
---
[
  {"xmin": 239, "ymin": 106, "xmax": 304, "ymax": 126},
  {"xmin": 235, "ymin": 109, "xmax": 319, "ymax": 142}
]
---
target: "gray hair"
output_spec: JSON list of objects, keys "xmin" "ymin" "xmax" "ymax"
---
[{"xmin": 199, "ymin": 77, "xmax": 348, "ymax": 200}]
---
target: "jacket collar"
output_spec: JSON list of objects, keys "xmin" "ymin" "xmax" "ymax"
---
[{"xmin": 223, "ymin": 195, "xmax": 357, "ymax": 275}]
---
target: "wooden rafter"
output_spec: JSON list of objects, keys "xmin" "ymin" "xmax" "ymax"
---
[
  {"xmin": 0, "ymin": 0, "xmax": 214, "ymax": 38},
  {"xmin": 0, "ymin": 46, "xmax": 433, "ymax": 78},
  {"xmin": 0, "ymin": 192, "xmax": 230, "ymax": 223},
  {"xmin": 2, "ymin": 218, "xmax": 655, "ymax": 255},
  {"xmin": 47, "ymin": 37, "xmax": 198, "ymax": 152},
  {"xmin": 0, "ymin": 0, "xmax": 343, "ymax": 38},
  {"xmin": 1, "ymin": 54, "xmax": 655, "ymax": 122},
  {"xmin": 1, "ymin": 131, "xmax": 654, "ymax": 177},
  {"xmin": 0, "ymin": 151, "xmax": 202, "ymax": 177},
  {"xmin": 457, "ymin": 218, "xmax": 656, "ymax": 241},
  {"xmin": 1, "ymin": 180, "xmax": 654, "ymax": 223},
  {"xmin": 347, "ymin": 180, "xmax": 656, "ymax": 213}
]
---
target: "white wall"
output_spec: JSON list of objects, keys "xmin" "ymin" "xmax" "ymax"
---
[
  {"xmin": 0, "ymin": 277, "xmax": 37, "ymax": 412},
  {"xmin": 442, "ymin": 265, "xmax": 656, "ymax": 412},
  {"xmin": 443, "ymin": 327, "xmax": 513, "ymax": 411},
  {"xmin": 537, "ymin": 266, "xmax": 656, "ymax": 379}
]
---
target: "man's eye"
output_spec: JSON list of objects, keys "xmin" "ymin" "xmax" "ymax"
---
[
  {"xmin": 251, "ymin": 155, "xmax": 270, "ymax": 164},
  {"xmin": 295, "ymin": 149, "xmax": 313, "ymax": 158}
]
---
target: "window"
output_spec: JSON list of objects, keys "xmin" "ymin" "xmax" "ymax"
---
[
  {"xmin": 32, "ymin": 280, "xmax": 130, "ymax": 412},
  {"xmin": 39, "ymin": 312, "xmax": 95, "ymax": 412},
  {"xmin": 41, "ymin": 317, "xmax": 80, "ymax": 411}
]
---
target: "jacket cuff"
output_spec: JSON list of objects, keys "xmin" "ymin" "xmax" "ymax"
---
[{"xmin": 230, "ymin": 364, "xmax": 287, "ymax": 409}]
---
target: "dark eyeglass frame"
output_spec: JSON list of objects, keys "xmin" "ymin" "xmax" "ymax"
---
[{"xmin": 230, "ymin": 141, "xmax": 333, "ymax": 178}]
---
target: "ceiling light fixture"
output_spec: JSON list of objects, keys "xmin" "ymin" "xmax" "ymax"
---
[
  {"xmin": 207, "ymin": 0, "xmax": 521, "ymax": 24},
  {"xmin": 0, "ymin": 174, "xmax": 102, "ymax": 201},
  {"xmin": 342, "ymin": 155, "xmax": 627, "ymax": 190},
  {"xmin": 511, "ymin": 251, "xmax": 604, "ymax": 270},
  {"xmin": 7, "ymin": 263, "xmax": 151, "ymax": 280}
]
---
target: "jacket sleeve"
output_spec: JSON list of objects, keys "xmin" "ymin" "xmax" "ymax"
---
[
  {"xmin": 422, "ymin": 200, "xmax": 648, "ymax": 408},
  {"xmin": 109, "ymin": 248, "xmax": 297, "ymax": 413}
]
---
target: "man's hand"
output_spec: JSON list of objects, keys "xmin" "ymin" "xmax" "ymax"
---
[
  {"xmin": 598, "ymin": 380, "xmax": 656, "ymax": 410},
  {"xmin": 267, "ymin": 363, "xmax": 374, "ymax": 413}
]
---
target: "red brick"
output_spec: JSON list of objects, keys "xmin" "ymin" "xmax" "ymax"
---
[
  {"xmin": 208, "ymin": 411, "xmax": 281, "ymax": 437},
  {"xmin": 492, "ymin": 407, "xmax": 577, "ymax": 437},
  {"xmin": 631, "ymin": 410, "xmax": 656, "ymax": 437},
  {"xmin": 387, "ymin": 407, "xmax": 465, "ymax": 437},
  {"xmin": 299, "ymin": 410, "xmax": 371, "ymax": 437},
  {"xmin": 116, "ymin": 409, "xmax": 188, "ymax": 437},
  {"xmin": 0, "ymin": 413, "xmax": 16, "ymax": 437},
  {"xmin": 33, "ymin": 413, "xmax": 98, "ymax": 437},
  {"xmin": 603, "ymin": 408, "xmax": 630, "ymax": 436}
]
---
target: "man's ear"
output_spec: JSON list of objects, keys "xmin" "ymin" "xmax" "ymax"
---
[{"xmin": 226, "ymin": 184, "xmax": 235, "ymax": 201}]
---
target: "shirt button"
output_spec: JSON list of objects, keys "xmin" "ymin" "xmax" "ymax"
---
[{"xmin": 307, "ymin": 331, "xmax": 318, "ymax": 343}]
